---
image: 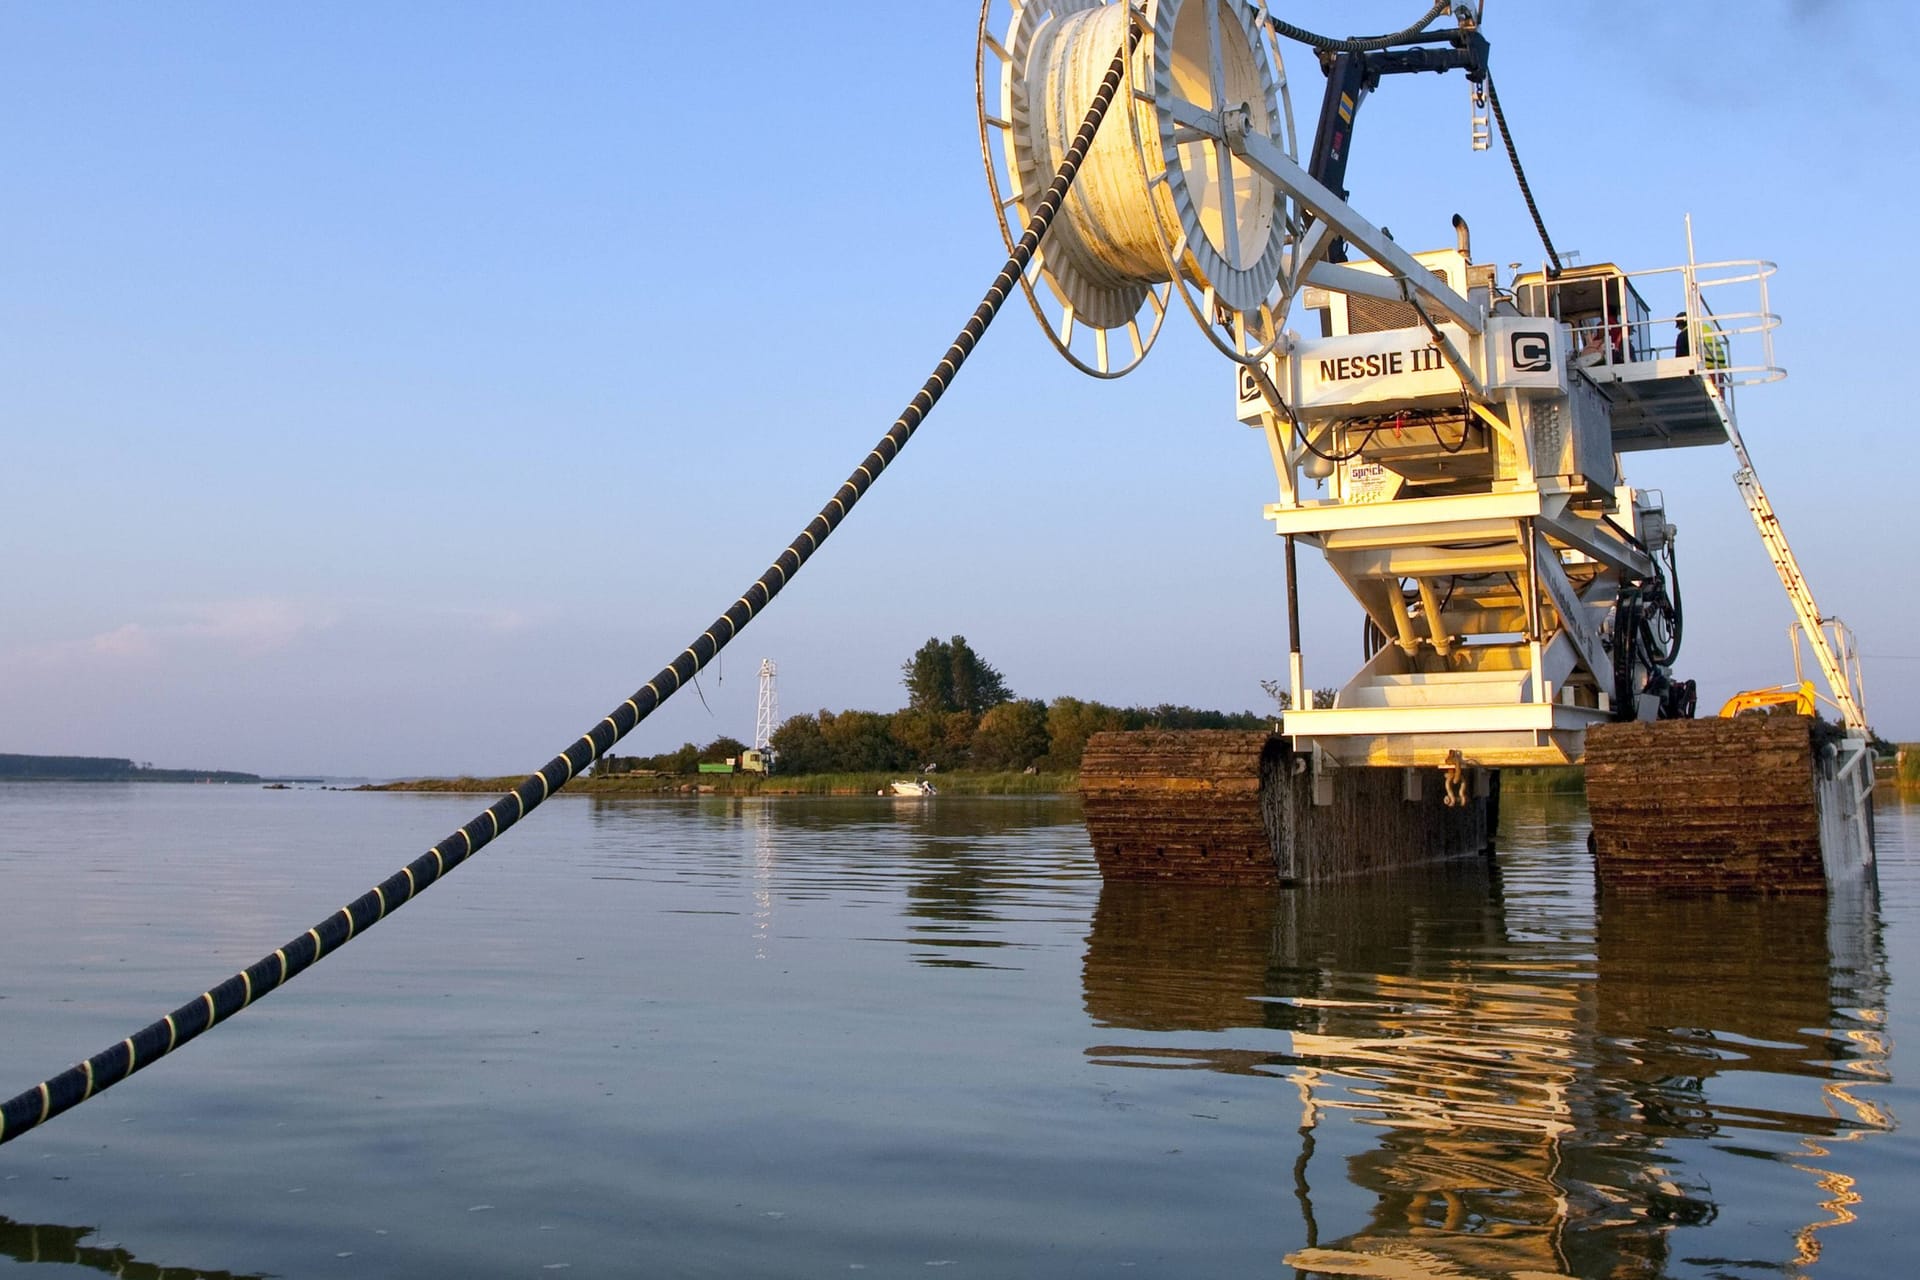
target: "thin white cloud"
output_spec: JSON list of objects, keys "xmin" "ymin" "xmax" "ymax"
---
[
  {"xmin": 12, "ymin": 598, "xmax": 338, "ymax": 669},
  {"xmin": 181, "ymin": 597, "xmax": 334, "ymax": 655},
  {"xmin": 86, "ymin": 622, "xmax": 157, "ymax": 659}
]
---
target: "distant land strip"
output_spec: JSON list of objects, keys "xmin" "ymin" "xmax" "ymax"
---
[
  {"xmin": 359, "ymin": 771, "xmax": 1078, "ymax": 797},
  {"xmin": 0, "ymin": 753, "xmax": 261, "ymax": 785}
]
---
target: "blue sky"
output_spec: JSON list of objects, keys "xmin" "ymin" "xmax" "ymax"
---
[{"xmin": 4, "ymin": 2, "xmax": 1916, "ymax": 777}]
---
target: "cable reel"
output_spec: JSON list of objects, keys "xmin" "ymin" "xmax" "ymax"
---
[{"xmin": 978, "ymin": 0, "xmax": 1300, "ymax": 375}]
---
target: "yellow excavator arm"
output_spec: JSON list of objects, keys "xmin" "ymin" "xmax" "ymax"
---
[{"xmin": 1718, "ymin": 681, "xmax": 1816, "ymax": 719}]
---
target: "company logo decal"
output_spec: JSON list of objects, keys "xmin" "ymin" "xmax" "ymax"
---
[{"xmin": 1511, "ymin": 331, "xmax": 1553, "ymax": 372}]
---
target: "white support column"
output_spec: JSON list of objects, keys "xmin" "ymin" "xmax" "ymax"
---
[{"xmin": 1532, "ymin": 530, "xmax": 1612, "ymax": 687}]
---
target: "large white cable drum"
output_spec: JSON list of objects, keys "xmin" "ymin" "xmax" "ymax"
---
[{"xmin": 979, "ymin": 0, "xmax": 1297, "ymax": 374}]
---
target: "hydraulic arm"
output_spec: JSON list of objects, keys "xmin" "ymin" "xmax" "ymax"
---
[{"xmin": 1306, "ymin": 22, "xmax": 1491, "ymax": 262}]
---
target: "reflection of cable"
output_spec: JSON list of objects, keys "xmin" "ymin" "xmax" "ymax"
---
[
  {"xmin": 1290, "ymin": 1070, "xmax": 1324, "ymax": 1251},
  {"xmin": 0, "ymin": 30, "xmax": 1153, "ymax": 1151}
]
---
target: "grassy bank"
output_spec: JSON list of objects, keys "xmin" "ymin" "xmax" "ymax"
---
[
  {"xmin": 361, "ymin": 763, "xmax": 1595, "ymax": 797},
  {"xmin": 361, "ymin": 771, "xmax": 1078, "ymax": 797},
  {"xmin": 590, "ymin": 771, "xmax": 1075, "ymax": 796},
  {"xmin": 357, "ymin": 776, "xmax": 527, "ymax": 793}
]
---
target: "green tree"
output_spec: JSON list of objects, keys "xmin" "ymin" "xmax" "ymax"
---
[
  {"xmin": 769, "ymin": 713, "xmax": 832, "ymax": 775},
  {"xmin": 890, "ymin": 708, "xmax": 977, "ymax": 771},
  {"xmin": 948, "ymin": 635, "xmax": 1010, "ymax": 713},
  {"xmin": 699, "ymin": 736, "xmax": 749, "ymax": 765},
  {"xmin": 972, "ymin": 698, "xmax": 1052, "ymax": 771},
  {"xmin": 1119, "ymin": 703, "xmax": 1268, "ymax": 731},
  {"xmin": 902, "ymin": 639, "xmax": 956, "ymax": 714},
  {"xmin": 819, "ymin": 709, "xmax": 911, "ymax": 772},
  {"xmin": 1045, "ymin": 696, "xmax": 1125, "ymax": 771},
  {"xmin": 1259, "ymin": 680, "xmax": 1338, "ymax": 712},
  {"xmin": 902, "ymin": 635, "xmax": 1012, "ymax": 714}
]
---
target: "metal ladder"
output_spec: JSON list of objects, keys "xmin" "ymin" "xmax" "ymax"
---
[{"xmin": 1723, "ymin": 414, "xmax": 1868, "ymax": 734}]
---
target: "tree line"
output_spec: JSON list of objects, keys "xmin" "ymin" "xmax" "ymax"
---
[
  {"xmin": 765, "ymin": 696, "xmax": 1270, "ymax": 774},
  {"xmin": 0, "ymin": 753, "xmax": 262, "ymax": 784},
  {"xmin": 606, "ymin": 636, "xmax": 1326, "ymax": 777}
]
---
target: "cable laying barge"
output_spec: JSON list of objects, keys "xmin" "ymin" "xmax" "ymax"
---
[{"xmin": 982, "ymin": 0, "xmax": 1874, "ymax": 892}]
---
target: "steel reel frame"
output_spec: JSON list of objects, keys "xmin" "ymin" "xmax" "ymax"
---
[
  {"xmin": 979, "ymin": 0, "xmax": 1304, "ymax": 375},
  {"xmin": 978, "ymin": 0, "xmax": 1173, "ymax": 379},
  {"xmin": 1125, "ymin": 0, "xmax": 1301, "ymax": 367}
]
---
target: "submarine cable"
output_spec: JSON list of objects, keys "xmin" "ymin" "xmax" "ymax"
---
[{"xmin": 0, "ymin": 29, "xmax": 1142, "ymax": 1150}]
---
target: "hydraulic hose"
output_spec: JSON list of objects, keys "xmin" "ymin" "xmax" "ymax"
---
[
  {"xmin": 1659, "ymin": 540, "xmax": 1683, "ymax": 663},
  {"xmin": 1484, "ymin": 72, "xmax": 1562, "ymax": 276},
  {"xmin": 0, "ymin": 28, "xmax": 1142, "ymax": 1149},
  {"xmin": 1271, "ymin": 3, "xmax": 1565, "ymax": 281},
  {"xmin": 1246, "ymin": 359, "xmax": 1376, "ymax": 464},
  {"xmin": 1269, "ymin": 1, "xmax": 1451, "ymax": 53}
]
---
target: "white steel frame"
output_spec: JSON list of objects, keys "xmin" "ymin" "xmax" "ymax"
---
[
  {"xmin": 988, "ymin": 1, "xmax": 1869, "ymax": 784},
  {"xmin": 754, "ymin": 659, "xmax": 778, "ymax": 759}
]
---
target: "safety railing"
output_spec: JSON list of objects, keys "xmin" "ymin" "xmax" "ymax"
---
[
  {"xmin": 1542, "ymin": 258, "xmax": 1786, "ymax": 394},
  {"xmin": 1792, "ymin": 618, "xmax": 1871, "ymax": 735}
]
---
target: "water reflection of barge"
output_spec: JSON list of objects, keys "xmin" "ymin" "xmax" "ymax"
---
[
  {"xmin": 0, "ymin": 1212, "xmax": 263, "ymax": 1280},
  {"xmin": 1082, "ymin": 846, "xmax": 1892, "ymax": 1278}
]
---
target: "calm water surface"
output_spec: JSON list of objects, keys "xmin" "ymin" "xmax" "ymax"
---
[{"xmin": 0, "ymin": 783, "xmax": 1912, "ymax": 1278}]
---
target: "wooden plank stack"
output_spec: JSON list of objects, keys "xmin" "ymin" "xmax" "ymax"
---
[
  {"xmin": 1079, "ymin": 730, "xmax": 1282, "ymax": 884},
  {"xmin": 1585, "ymin": 715, "xmax": 1825, "ymax": 894}
]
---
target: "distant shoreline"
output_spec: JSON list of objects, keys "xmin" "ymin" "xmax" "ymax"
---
[
  {"xmin": 0, "ymin": 753, "xmax": 261, "ymax": 785},
  {"xmin": 362, "ymin": 765, "xmax": 1597, "ymax": 798},
  {"xmin": 359, "ymin": 771, "xmax": 1077, "ymax": 797}
]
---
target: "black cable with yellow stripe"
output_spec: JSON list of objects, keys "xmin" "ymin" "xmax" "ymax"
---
[{"xmin": 0, "ymin": 27, "xmax": 1141, "ymax": 1149}]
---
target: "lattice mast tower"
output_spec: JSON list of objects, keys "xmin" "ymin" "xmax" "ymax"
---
[{"xmin": 755, "ymin": 659, "xmax": 778, "ymax": 757}]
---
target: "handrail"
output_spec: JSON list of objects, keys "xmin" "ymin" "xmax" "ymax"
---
[{"xmin": 1543, "ymin": 257, "xmax": 1786, "ymax": 397}]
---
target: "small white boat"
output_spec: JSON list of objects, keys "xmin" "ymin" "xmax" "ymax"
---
[{"xmin": 887, "ymin": 779, "xmax": 937, "ymax": 797}]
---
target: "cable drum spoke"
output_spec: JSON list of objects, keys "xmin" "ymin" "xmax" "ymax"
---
[
  {"xmin": 984, "ymin": 1, "xmax": 1298, "ymax": 374},
  {"xmin": 0, "ymin": 23, "xmax": 1145, "ymax": 1152},
  {"xmin": 1204, "ymin": 0, "xmax": 1226, "ymax": 98},
  {"xmin": 1164, "ymin": 95, "xmax": 1218, "ymax": 133},
  {"xmin": 1129, "ymin": 0, "xmax": 1296, "ymax": 366},
  {"xmin": 1202, "ymin": 0, "xmax": 1245, "ymax": 270},
  {"xmin": 979, "ymin": 0, "xmax": 1169, "ymax": 378}
]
